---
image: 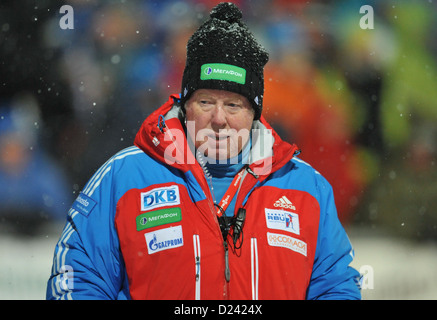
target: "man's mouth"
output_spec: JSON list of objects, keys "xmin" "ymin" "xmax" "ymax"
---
[{"xmin": 208, "ymin": 134, "xmax": 229, "ymax": 141}]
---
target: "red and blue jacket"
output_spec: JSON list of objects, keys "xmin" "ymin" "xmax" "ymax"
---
[{"xmin": 46, "ymin": 94, "xmax": 361, "ymax": 300}]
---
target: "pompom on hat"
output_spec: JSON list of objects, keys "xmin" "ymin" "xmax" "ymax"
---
[{"xmin": 180, "ymin": 2, "xmax": 269, "ymax": 120}]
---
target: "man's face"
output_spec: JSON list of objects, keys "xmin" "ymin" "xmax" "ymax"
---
[{"xmin": 185, "ymin": 89, "xmax": 254, "ymax": 160}]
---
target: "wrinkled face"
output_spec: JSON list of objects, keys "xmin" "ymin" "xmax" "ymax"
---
[{"xmin": 185, "ymin": 89, "xmax": 254, "ymax": 160}]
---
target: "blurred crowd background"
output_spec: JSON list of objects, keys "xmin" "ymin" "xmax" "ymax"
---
[{"xmin": 1, "ymin": 0, "xmax": 437, "ymax": 299}]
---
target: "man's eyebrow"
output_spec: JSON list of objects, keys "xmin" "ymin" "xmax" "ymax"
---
[{"xmin": 225, "ymin": 98, "xmax": 243, "ymax": 103}]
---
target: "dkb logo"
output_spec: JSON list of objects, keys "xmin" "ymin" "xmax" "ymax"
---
[{"xmin": 141, "ymin": 185, "xmax": 180, "ymax": 211}]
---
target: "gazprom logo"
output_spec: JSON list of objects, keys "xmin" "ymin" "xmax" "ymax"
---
[
  {"xmin": 141, "ymin": 185, "xmax": 180, "ymax": 211},
  {"xmin": 145, "ymin": 225, "xmax": 184, "ymax": 255}
]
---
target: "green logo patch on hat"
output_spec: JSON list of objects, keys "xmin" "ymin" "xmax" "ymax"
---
[{"xmin": 200, "ymin": 63, "xmax": 246, "ymax": 84}]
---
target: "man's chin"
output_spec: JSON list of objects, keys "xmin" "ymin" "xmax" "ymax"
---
[{"xmin": 204, "ymin": 149, "xmax": 239, "ymax": 162}]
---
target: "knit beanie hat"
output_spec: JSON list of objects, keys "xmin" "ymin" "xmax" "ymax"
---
[{"xmin": 180, "ymin": 2, "xmax": 269, "ymax": 120}]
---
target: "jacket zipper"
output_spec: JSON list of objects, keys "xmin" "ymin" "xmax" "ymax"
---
[
  {"xmin": 193, "ymin": 234, "xmax": 201, "ymax": 300},
  {"xmin": 200, "ymin": 188, "xmax": 231, "ymax": 298},
  {"xmin": 224, "ymin": 241, "xmax": 231, "ymax": 282},
  {"xmin": 197, "ymin": 152, "xmax": 232, "ymax": 298},
  {"xmin": 251, "ymin": 238, "xmax": 259, "ymax": 300},
  {"xmin": 223, "ymin": 240, "xmax": 230, "ymax": 299},
  {"xmin": 197, "ymin": 153, "xmax": 257, "ymax": 299}
]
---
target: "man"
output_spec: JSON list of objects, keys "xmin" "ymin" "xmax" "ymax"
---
[{"xmin": 47, "ymin": 2, "xmax": 361, "ymax": 300}]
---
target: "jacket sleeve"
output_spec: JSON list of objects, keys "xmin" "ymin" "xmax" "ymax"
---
[
  {"xmin": 46, "ymin": 160, "xmax": 129, "ymax": 300},
  {"xmin": 306, "ymin": 174, "xmax": 361, "ymax": 300}
]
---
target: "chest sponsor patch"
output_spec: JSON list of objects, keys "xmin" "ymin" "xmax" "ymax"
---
[
  {"xmin": 136, "ymin": 207, "xmax": 182, "ymax": 231},
  {"xmin": 267, "ymin": 232, "xmax": 307, "ymax": 257},
  {"xmin": 145, "ymin": 225, "xmax": 184, "ymax": 255},
  {"xmin": 141, "ymin": 185, "xmax": 180, "ymax": 211},
  {"xmin": 265, "ymin": 208, "xmax": 300, "ymax": 235}
]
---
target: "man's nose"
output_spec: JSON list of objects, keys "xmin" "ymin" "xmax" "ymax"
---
[{"xmin": 210, "ymin": 104, "xmax": 227, "ymax": 130}]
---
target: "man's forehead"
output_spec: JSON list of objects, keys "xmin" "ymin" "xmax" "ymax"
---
[{"xmin": 193, "ymin": 89, "xmax": 248, "ymax": 102}]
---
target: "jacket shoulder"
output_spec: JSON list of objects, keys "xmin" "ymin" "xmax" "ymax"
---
[
  {"xmin": 79, "ymin": 146, "xmax": 147, "ymax": 201},
  {"xmin": 265, "ymin": 156, "xmax": 333, "ymax": 202}
]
